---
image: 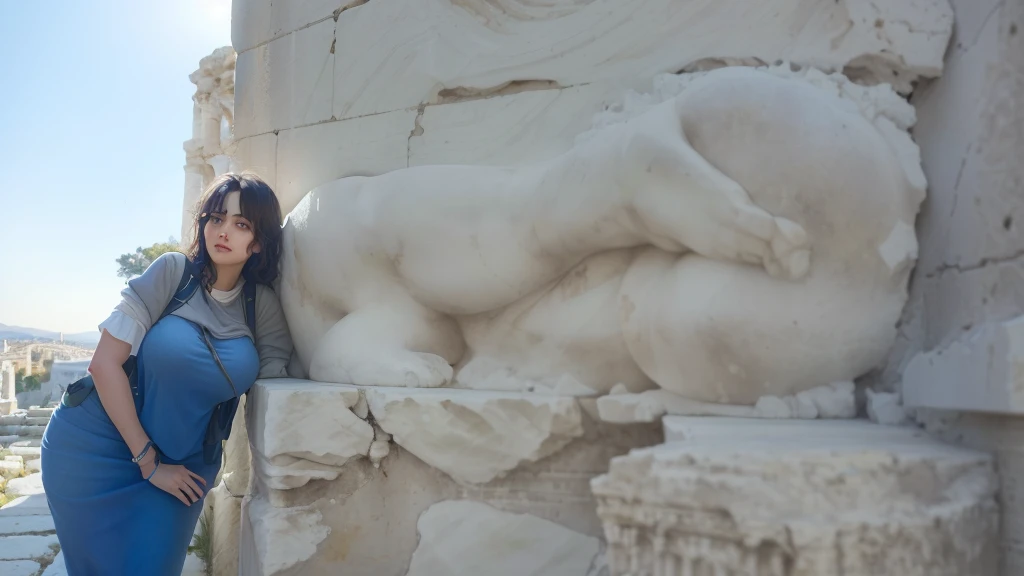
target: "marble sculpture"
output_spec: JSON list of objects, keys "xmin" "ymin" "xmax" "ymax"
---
[
  {"xmin": 276, "ymin": 66, "xmax": 925, "ymax": 403},
  {"xmin": 279, "ymin": 65, "xmax": 924, "ymax": 405}
]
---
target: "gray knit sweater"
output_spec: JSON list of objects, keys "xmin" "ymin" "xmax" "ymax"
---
[{"xmin": 98, "ymin": 252, "xmax": 293, "ymax": 378}]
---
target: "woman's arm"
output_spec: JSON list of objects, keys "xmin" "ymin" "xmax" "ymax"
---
[
  {"xmin": 254, "ymin": 285, "xmax": 294, "ymax": 378},
  {"xmin": 88, "ymin": 330, "xmax": 153, "ymax": 470}
]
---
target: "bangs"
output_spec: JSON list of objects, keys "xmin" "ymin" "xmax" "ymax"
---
[
  {"xmin": 200, "ymin": 178, "xmax": 260, "ymax": 222},
  {"xmin": 200, "ymin": 181, "xmax": 237, "ymax": 217}
]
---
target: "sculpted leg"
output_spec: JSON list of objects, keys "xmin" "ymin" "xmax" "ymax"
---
[
  {"xmin": 618, "ymin": 98, "xmax": 810, "ymax": 280},
  {"xmin": 308, "ymin": 302, "xmax": 466, "ymax": 388}
]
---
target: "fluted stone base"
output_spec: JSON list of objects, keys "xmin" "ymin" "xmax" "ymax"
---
[{"xmin": 592, "ymin": 417, "xmax": 999, "ymax": 576}]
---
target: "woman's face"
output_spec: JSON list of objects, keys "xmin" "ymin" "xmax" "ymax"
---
[{"xmin": 204, "ymin": 191, "xmax": 259, "ymax": 268}]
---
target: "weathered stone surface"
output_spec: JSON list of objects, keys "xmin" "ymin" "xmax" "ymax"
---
[
  {"xmin": 5, "ymin": 474, "xmax": 43, "ymax": 499},
  {"xmin": 0, "ymin": 534, "xmax": 59, "ymax": 560},
  {"xmin": 904, "ymin": 316, "xmax": 1024, "ymax": 414},
  {"xmin": 365, "ymin": 387, "xmax": 584, "ymax": 484},
  {"xmin": 41, "ymin": 551, "xmax": 65, "ymax": 576},
  {"xmin": 273, "ymin": 109, "xmax": 414, "ymax": 215},
  {"xmin": 230, "ymin": 133, "xmax": 278, "ymax": 189},
  {"xmin": 207, "ymin": 484, "xmax": 242, "ymax": 576},
  {"xmin": 0, "ymin": 515, "xmax": 54, "ymax": 536},
  {"xmin": 0, "ymin": 495, "xmax": 50, "ymax": 517},
  {"xmin": 332, "ymin": 0, "xmax": 953, "ymax": 121},
  {"xmin": 234, "ymin": 18, "xmax": 335, "ymax": 139},
  {"xmin": 242, "ymin": 495, "xmax": 331, "ymax": 576},
  {"xmin": 592, "ymin": 418, "xmax": 999, "ymax": 576},
  {"xmin": 0, "ymin": 461, "xmax": 23, "ymax": 478},
  {"xmin": 409, "ymin": 82, "xmax": 630, "ymax": 168},
  {"xmin": 0, "ymin": 560, "xmax": 40, "ymax": 575},
  {"xmin": 598, "ymin": 382, "xmax": 856, "ymax": 423},
  {"xmin": 248, "ymin": 379, "xmax": 372, "ymax": 490},
  {"xmin": 406, "ymin": 500, "xmax": 602, "ymax": 576}
]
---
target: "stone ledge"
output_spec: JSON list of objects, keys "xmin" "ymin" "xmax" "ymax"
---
[
  {"xmin": 904, "ymin": 316, "xmax": 1024, "ymax": 414},
  {"xmin": 249, "ymin": 379, "xmax": 585, "ymax": 488},
  {"xmin": 592, "ymin": 417, "xmax": 999, "ymax": 576}
]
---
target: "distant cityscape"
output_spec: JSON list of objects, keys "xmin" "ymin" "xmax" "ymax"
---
[{"xmin": 0, "ymin": 322, "xmax": 100, "ymax": 349}]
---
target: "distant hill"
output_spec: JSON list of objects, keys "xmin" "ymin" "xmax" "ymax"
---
[{"xmin": 0, "ymin": 323, "xmax": 100, "ymax": 347}]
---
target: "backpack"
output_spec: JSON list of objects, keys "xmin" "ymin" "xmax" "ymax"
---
[{"xmin": 60, "ymin": 260, "xmax": 257, "ymax": 465}]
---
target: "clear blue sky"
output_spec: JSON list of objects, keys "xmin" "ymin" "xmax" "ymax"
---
[{"xmin": 0, "ymin": 1, "xmax": 231, "ymax": 333}]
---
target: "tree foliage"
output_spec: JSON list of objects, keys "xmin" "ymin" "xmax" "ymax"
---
[
  {"xmin": 117, "ymin": 238, "xmax": 181, "ymax": 281},
  {"xmin": 14, "ymin": 368, "xmax": 41, "ymax": 394}
]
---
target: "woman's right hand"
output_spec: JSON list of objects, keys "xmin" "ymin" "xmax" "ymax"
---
[{"xmin": 143, "ymin": 462, "xmax": 207, "ymax": 506}]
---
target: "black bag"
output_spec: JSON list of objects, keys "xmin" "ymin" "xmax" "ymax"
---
[{"xmin": 60, "ymin": 261, "xmax": 257, "ymax": 464}]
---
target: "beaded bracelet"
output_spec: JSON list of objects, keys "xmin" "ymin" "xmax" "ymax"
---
[{"xmin": 132, "ymin": 440, "xmax": 154, "ymax": 464}]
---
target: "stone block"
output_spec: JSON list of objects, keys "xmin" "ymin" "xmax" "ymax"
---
[
  {"xmin": 332, "ymin": 0, "xmax": 952, "ymax": 120},
  {"xmin": 232, "ymin": 0, "xmax": 273, "ymax": 53},
  {"xmin": 365, "ymin": 386, "xmax": 584, "ymax": 484},
  {"xmin": 5, "ymin": 474, "xmax": 44, "ymax": 499},
  {"xmin": 0, "ymin": 461, "xmax": 23, "ymax": 478},
  {"xmin": 234, "ymin": 18, "xmax": 336, "ymax": 139},
  {"xmin": 23, "ymin": 459, "xmax": 40, "ymax": 474},
  {"xmin": 208, "ymin": 483, "xmax": 242, "ymax": 576},
  {"xmin": 0, "ymin": 415, "xmax": 25, "ymax": 427},
  {"xmin": 231, "ymin": 133, "xmax": 278, "ymax": 190},
  {"xmin": 409, "ymin": 82, "xmax": 630, "ymax": 168},
  {"xmin": 904, "ymin": 316, "xmax": 1024, "ymax": 414},
  {"xmin": 24, "ymin": 417, "xmax": 48, "ymax": 426},
  {"xmin": 592, "ymin": 418, "xmax": 999, "ymax": 576},
  {"xmin": 240, "ymin": 378, "xmax": 661, "ymax": 575},
  {"xmin": 0, "ymin": 515, "xmax": 55, "ymax": 535},
  {"xmin": 0, "ymin": 560, "xmax": 40, "ymax": 575},
  {"xmin": 0, "ymin": 534, "xmax": 59, "ymax": 561},
  {"xmin": 25, "ymin": 409, "xmax": 52, "ymax": 418},
  {"xmin": 8, "ymin": 447, "xmax": 40, "ymax": 458},
  {"xmin": 247, "ymin": 379, "xmax": 372, "ymax": 490},
  {"xmin": 222, "ymin": 396, "xmax": 251, "ymax": 497},
  {"xmin": 598, "ymin": 382, "xmax": 856, "ymax": 423},
  {"xmin": 913, "ymin": 0, "xmax": 1024, "ymax": 276},
  {"xmin": 274, "ymin": 109, "xmax": 415, "ymax": 215},
  {"xmin": 406, "ymin": 500, "xmax": 602, "ymax": 576},
  {"xmin": 234, "ymin": 0, "xmax": 355, "ymax": 53},
  {"xmin": 0, "ymin": 494, "xmax": 50, "ymax": 517},
  {"xmin": 9, "ymin": 440, "xmax": 40, "ymax": 448}
]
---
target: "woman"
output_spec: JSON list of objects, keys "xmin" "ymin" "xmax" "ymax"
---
[{"xmin": 41, "ymin": 173, "xmax": 293, "ymax": 575}]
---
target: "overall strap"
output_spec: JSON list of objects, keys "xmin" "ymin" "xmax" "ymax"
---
[{"xmin": 160, "ymin": 260, "xmax": 201, "ymax": 320}]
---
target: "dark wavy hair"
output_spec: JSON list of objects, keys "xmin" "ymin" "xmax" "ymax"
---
[{"xmin": 187, "ymin": 172, "xmax": 283, "ymax": 289}]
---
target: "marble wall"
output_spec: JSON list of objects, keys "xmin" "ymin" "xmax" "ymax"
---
[{"xmin": 209, "ymin": 0, "xmax": 1023, "ymax": 573}]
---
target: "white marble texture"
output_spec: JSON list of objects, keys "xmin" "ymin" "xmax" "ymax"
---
[
  {"xmin": 406, "ymin": 500, "xmax": 602, "ymax": 576},
  {"xmin": 247, "ymin": 379, "xmax": 372, "ymax": 489},
  {"xmin": 904, "ymin": 315, "xmax": 1024, "ymax": 414},
  {"xmin": 281, "ymin": 65, "xmax": 926, "ymax": 407},
  {"xmin": 365, "ymin": 387, "xmax": 584, "ymax": 484},
  {"xmin": 329, "ymin": 0, "xmax": 953, "ymax": 121}
]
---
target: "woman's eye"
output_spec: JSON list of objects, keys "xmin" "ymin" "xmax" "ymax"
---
[
  {"xmin": 237, "ymin": 222, "xmax": 250, "ymax": 230},
  {"xmin": 210, "ymin": 216, "xmax": 223, "ymax": 224}
]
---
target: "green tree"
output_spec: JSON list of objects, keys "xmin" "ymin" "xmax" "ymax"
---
[
  {"xmin": 14, "ymin": 368, "xmax": 42, "ymax": 394},
  {"xmin": 117, "ymin": 237, "xmax": 181, "ymax": 281}
]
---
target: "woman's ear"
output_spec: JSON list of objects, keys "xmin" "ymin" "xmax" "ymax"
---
[{"xmin": 250, "ymin": 241, "xmax": 262, "ymax": 254}]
